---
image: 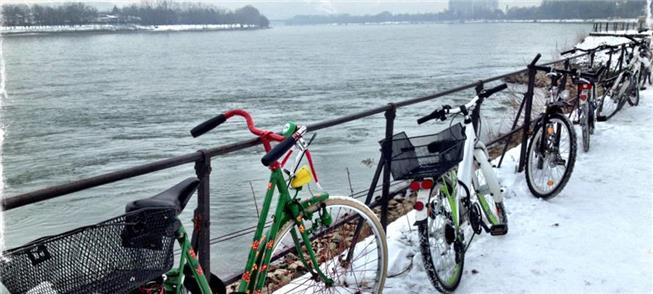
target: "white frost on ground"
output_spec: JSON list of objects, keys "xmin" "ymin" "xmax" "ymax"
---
[{"xmin": 383, "ymin": 89, "xmax": 653, "ymax": 293}]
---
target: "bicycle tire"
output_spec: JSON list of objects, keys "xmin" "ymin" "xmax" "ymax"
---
[
  {"xmin": 589, "ymin": 100, "xmax": 596, "ymax": 135},
  {"xmin": 597, "ymin": 76, "xmax": 628, "ymax": 121},
  {"xmin": 182, "ymin": 269, "xmax": 226, "ymax": 294},
  {"xmin": 580, "ymin": 103, "xmax": 590, "ymax": 153},
  {"xmin": 264, "ymin": 196, "xmax": 388, "ymax": 294},
  {"xmin": 525, "ymin": 113, "xmax": 577, "ymax": 200},
  {"xmin": 627, "ymin": 74, "xmax": 640, "ymax": 106},
  {"xmin": 417, "ymin": 177, "xmax": 469, "ymax": 293}
]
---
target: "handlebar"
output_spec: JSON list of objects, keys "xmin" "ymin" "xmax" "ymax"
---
[
  {"xmin": 190, "ymin": 109, "xmax": 285, "ymax": 142},
  {"xmin": 530, "ymin": 54, "xmax": 542, "ymax": 66},
  {"xmin": 191, "ymin": 109, "xmax": 294, "ymax": 168},
  {"xmin": 190, "ymin": 114, "xmax": 227, "ymax": 137},
  {"xmin": 417, "ymin": 105, "xmax": 450, "ymax": 124},
  {"xmin": 261, "ymin": 127, "xmax": 305, "ymax": 167},
  {"xmin": 417, "ymin": 83, "xmax": 507, "ymax": 124},
  {"xmin": 559, "ymin": 43, "xmax": 627, "ymax": 58},
  {"xmin": 624, "ymin": 35, "xmax": 647, "ymax": 47},
  {"xmin": 479, "ymin": 83, "xmax": 507, "ymax": 98}
]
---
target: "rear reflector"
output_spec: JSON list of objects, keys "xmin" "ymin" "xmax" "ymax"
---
[
  {"xmin": 410, "ymin": 181, "xmax": 421, "ymax": 191},
  {"xmin": 414, "ymin": 201, "xmax": 425, "ymax": 211},
  {"xmin": 421, "ymin": 179, "xmax": 434, "ymax": 190}
]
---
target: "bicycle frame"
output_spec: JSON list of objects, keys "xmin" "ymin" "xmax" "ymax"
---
[
  {"xmin": 237, "ymin": 167, "xmax": 331, "ymax": 293},
  {"xmin": 164, "ymin": 225, "xmax": 212, "ymax": 294},
  {"xmin": 414, "ymin": 96, "xmax": 504, "ymax": 231},
  {"xmin": 456, "ymin": 108, "xmax": 504, "ymax": 229}
]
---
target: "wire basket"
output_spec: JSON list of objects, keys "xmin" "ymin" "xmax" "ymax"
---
[
  {"xmin": 0, "ymin": 208, "xmax": 178, "ymax": 294},
  {"xmin": 380, "ymin": 123, "xmax": 467, "ymax": 180}
]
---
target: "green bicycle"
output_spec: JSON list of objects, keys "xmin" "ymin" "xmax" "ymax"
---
[
  {"xmin": 190, "ymin": 109, "xmax": 388, "ymax": 293},
  {"xmin": 0, "ymin": 178, "xmax": 219, "ymax": 294}
]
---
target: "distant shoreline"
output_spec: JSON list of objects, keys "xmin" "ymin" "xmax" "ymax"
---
[
  {"xmin": 0, "ymin": 24, "xmax": 266, "ymax": 36},
  {"xmin": 283, "ymin": 18, "xmax": 639, "ymax": 26}
]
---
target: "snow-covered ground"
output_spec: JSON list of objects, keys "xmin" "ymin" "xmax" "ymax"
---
[
  {"xmin": 0, "ymin": 24, "xmax": 260, "ymax": 35},
  {"xmin": 383, "ymin": 90, "xmax": 653, "ymax": 292}
]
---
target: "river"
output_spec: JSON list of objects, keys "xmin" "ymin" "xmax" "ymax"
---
[{"xmin": 1, "ymin": 22, "xmax": 590, "ymax": 277}]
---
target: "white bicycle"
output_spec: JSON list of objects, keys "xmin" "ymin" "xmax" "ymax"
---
[
  {"xmin": 598, "ymin": 37, "xmax": 648, "ymax": 120},
  {"xmin": 387, "ymin": 83, "xmax": 509, "ymax": 292}
]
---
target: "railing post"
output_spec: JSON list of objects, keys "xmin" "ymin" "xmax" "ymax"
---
[
  {"xmin": 518, "ymin": 64, "xmax": 536, "ymax": 172},
  {"xmin": 380, "ymin": 103, "xmax": 396, "ymax": 230},
  {"xmin": 193, "ymin": 149, "xmax": 212, "ymax": 280}
]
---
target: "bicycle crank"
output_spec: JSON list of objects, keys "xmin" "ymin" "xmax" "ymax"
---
[{"xmin": 468, "ymin": 203, "xmax": 483, "ymax": 235}]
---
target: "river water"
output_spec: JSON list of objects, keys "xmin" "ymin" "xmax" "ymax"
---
[{"xmin": 1, "ymin": 23, "xmax": 590, "ymax": 277}]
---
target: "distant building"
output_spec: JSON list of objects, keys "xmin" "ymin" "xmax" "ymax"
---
[{"xmin": 448, "ymin": 0, "xmax": 499, "ymax": 17}]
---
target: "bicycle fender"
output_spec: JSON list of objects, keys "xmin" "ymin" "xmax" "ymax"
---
[
  {"xmin": 413, "ymin": 188, "xmax": 431, "ymax": 225},
  {"xmin": 474, "ymin": 148, "xmax": 504, "ymax": 203},
  {"xmin": 546, "ymin": 102, "xmax": 566, "ymax": 115}
]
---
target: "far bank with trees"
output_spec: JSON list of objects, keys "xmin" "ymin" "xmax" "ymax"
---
[
  {"xmin": 1, "ymin": 1, "xmax": 269, "ymax": 30},
  {"xmin": 286, "ymin": 0, "xmax": 648, "ymax": 25}
]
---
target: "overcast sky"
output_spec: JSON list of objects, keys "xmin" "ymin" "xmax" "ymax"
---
[{"xmin": 5, "ymin": 0, "xmax": 543, "ymax": 19}]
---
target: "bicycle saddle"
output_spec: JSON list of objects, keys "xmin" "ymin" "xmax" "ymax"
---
[
  {"xmin": 578, "ymin": 67, "xmax": 606, "ymax": 83},
  {"xmin": 125, "ymin": 178, "xmax": 199, "ymax": 214}
]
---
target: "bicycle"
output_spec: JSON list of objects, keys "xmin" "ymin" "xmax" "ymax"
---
[
  {"xmin": 190, "ymin": 109, "xmax": 388, "ymax": 293},
  {"xmin": 386, "ymin": 82, "xmax": 508, "ymax": 292},
  {"xmin": 0, "ymin": 178, "xmax": 220, "ymax": 294},
  {"xmin": 525, "ymin": 54, "xmax": 577, "ymax": 200},
  {"xmin": 561, "ymin": 46, "xmax": 607, "ymax": 152},
  {"xmin": 596, "ymin": 38, "xmax": 647, "ymax": 121}
]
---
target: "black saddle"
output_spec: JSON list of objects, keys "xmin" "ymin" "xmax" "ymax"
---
[
  {"xmin": 578, "ymin": 66, "xmax": 606, "ymax": 84},
  {"xmin": 125, "ymin": 178, "xmax": 199, "ymax": 214}
]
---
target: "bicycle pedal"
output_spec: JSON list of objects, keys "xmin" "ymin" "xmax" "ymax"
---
[
  {"xmin": 596, "ymin": 115, "xmax": 607, "ymax": 122},
  {"xmin": 489, "ymin": 224, "xmax": 508, "ymax": 236}
]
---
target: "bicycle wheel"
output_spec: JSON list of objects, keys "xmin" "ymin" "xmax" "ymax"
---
[
  {"xmin": 589, "ymin": 99, "xmax": 596, "ymax": 135},
  {"xmin": 580, "ymin": 103, "xmax": 590, "ymax": 153},
  {"xmin": 264, "ymin": 196, "xmax": 387, "ymax": 294},
  {"xmin": 627, "ymin": 74, "xmax": 640, "ymax": 106},
  {"xmin": 525, "ymin": 113, "xmax": 577, "ymax": 200},
  {"xmin": 417, "ymin": 176, "xmax": 469, "ymax": 293},
  {"xmin": 597, "ymin": 77, "xmax": 627, "ymax": 121}
]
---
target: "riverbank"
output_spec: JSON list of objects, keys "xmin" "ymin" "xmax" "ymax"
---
[{"xmin": 0, "ymin": 23, "xmax": 265, "ymax": 36}]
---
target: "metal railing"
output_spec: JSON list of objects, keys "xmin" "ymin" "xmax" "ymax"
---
[
  {"xmin": 2, "ymin": 46, "xmax": 609, "ymax": 283},
  {"xmin": 593, "ymin": 21, "xmax": 643, "ymax": 33}
]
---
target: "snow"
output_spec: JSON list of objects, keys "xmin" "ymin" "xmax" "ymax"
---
[
  {"xmin": 575, "ymin": 35, "xmax": 633, "ymax": 51},
  {"xmin": 0, "ymin": 24, "xmax": 259, "ymax": 35},
  {"xmin": 383, "ymin": 89, "xmax": 653, "ymax": 292}
]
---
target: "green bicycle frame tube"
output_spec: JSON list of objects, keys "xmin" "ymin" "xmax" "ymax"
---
[
  {"xmin": 164, "ymin": 224, "xmax": 212, "ymax": 294},
  {"xmin": 237, "ymin": 167, "xmax": 332, "ymax": 293}
]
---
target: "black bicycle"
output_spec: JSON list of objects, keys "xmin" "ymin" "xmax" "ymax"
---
[
  {"xmin": 561, "ymin": 46, "xmax": 607, "ymax": 152},
  {"xmin": 525, "ymin": 54, "xmax": 577, "ymax": 200},
  {"xmin": 596, "ymin": 38, "xmax": 647, "ymax": 121}
]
